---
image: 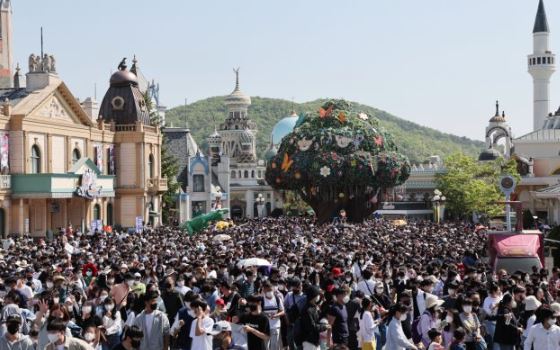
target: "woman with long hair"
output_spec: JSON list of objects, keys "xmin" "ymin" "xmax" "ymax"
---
[
  {"xmin": 358, "ymin": 297, "xmax": 378, "ymax": 350},
  {"xmin": 385, "ymin": 303, "xmax": 418, "ymax": 350},
  {"xmin": 493, "ymin": 294, "xmax": 520, "ymax": 350},
  {"xmin": 100, "ymin": 297, "xmax": 122, "ymax": 350},
  {"xmin": 442, "ymin": 309, "xmax": 461, "ymax": 349}
]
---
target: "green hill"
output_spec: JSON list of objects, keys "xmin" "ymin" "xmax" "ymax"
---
[{"xmin": 165, "ymin": 96, "xmax": 484, "ymax": 163}]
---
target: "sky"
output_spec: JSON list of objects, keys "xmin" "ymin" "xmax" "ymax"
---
[{"xmin": 12, "ymin": 0, "xmax": 560, "ymax": 141}]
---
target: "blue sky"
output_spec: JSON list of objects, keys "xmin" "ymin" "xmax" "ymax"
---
[{"xmin": 13, "ymin": 0, "xmax": 560, "ymax": 141}]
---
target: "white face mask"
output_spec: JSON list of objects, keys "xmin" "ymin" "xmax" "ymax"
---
[
  {"xmin": 105, "ymin": 304, "xmax": 114, "ymax": 311},
  {"xmin": 82, "ymin": 306, "xmax": 92, "ymax": 314},
  {"xmin": 265, "ymin": 291, "xmax": 274, "ymax": 299},
  {"xmin": 126, "ymin": 280, "xmax": 134, "ymax": 287},
  {"xmin": 376, "ymin": 288, "xmax": 384, "ymax": 294},
  {"xmin": 84, "ymin": 332, "xmax": 95, "ymax": 342},
  {"xmin": 399, "ymin": 314, "xmax": 407, "ymax": 321},
  {"xmin": 188, "ymin": 310, "xmax": 196, "ymax": 318},
  {"xmin": 99, "ymin": 295, "xmax": 108, "ymax": 302},
  {"xmin": 446, "ymin": 315, "xmax": 453, "ymax": 323},
  {"xmin": 313, "ymin": 295, "xmax": 321, "ymax": 304},
  {"xmin": 342, "ymin": 296, "xmax": 350, "ymax": 304},
  {"xmin": 46, "ymin": 281, "xmax": 53, "ymax": 289},
  {"xmin": 448, "ymin": 289, "xmax": 456, "ymax": 296},
  {"xmin": 177, "ymin": 281, "xmax": 185, "ymax": 287},
  {"xmin": 463, "ymin": 306, "xmax": 472, "ymax": 314},
  {"xmin": 47, "ymin": 333, "xmax": 59, "ymax": 343}
]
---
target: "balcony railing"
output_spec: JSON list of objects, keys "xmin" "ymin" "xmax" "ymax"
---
[{"xmin": 147, "ymin": 177, "xmax": 168, "ymax": 193}]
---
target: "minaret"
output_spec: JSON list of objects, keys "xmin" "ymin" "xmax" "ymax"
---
[
  {"xmin": 0, "ymin": 0, "xmax": 12, "ymax": 88},
  {"xmin": 528, "ymin": 0, "xmax": 556, "ymax": 131}
]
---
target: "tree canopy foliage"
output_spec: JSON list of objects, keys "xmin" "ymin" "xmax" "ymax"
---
[
  {"xmin": 435, "ymin": 153, "xmax": 520, "ymax": 220},
  {"xmin": 265, "ymin": 99, "xmax": 410, "ymax": 223}
]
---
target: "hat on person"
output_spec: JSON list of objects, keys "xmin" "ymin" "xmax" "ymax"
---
[
  {"xmin": 305, "ymin": 286, "xmax": 321, "ymax": 300},
  {"xmin": 209, "ymin": 321, "xmax": 232, "ymax": 335},
  {"xmin": 53, "ymin": 275, "xmax": 65, "ymax": 283},
  {"xmin": 551, "ymin": 302, "xmax": 560, "ymax": 317},
  {"xmin": 425, "ymin": 294, "xmax": 444, "ymax": 309},
  {"xmin": 133, "ymin": 272, "xmax": 141, "ymax": 278},
  {"xmin": 524, "ymin": 295, "xmax": 542, "ymax": 312},
  {"xmin": 216, "ymin": 298, "xmax": 225, "ymax": 307},
  {"xmin": 331, "ymin": 267, "xmax": 343, "ymax": 278}
]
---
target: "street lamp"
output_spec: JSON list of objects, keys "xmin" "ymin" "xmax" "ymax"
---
[
  {"xmin": 432, "ymin": 190, "xmax": 446, "ymax": 223},
  {"xmin": 256, "ymin": 193, "xmax": 265, "ymax": 218}
]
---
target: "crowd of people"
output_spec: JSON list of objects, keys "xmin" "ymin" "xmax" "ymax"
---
[{"xmin": 0, "ymin": 216, "xmax": 558, "ymax": 350}]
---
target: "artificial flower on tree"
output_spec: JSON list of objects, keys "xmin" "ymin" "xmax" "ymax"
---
[{"xmin": 265, "ymin": 99, "xmax": 410, "ymax": 224}]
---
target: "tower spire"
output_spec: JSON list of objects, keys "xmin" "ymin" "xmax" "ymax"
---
[
  {"xmin": 233, "ymin": 67, "xmax": 240, "ymax": 91},
  {"xmin": 534, "ymin": 0, "xmax": 549, "ymax": 33},
  {"xmin": 495, "ymin": 100, "xmax": 499, "ymax": 116}
]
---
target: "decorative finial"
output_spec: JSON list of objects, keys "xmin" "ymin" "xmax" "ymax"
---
[
  {"xmin": 502, "ymin": 111, "xmax": 506, "ymax": 119},
  {"xmin": 495, "ymin": 100, "xmax": 499, "ymax": 116},
  {"xmin": 132, "ymin": 54, "xmax": 137, "ymax": 65},
  {"xmin": 233, "ymin": 67, "xmax": 240, "ymax": 90},
  {"xmin": 118, "ymin": 58, "xmax": 127, "ymax": 71}
]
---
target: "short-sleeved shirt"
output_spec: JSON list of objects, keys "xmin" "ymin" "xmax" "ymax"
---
[
  {"xmin": 239, "ymin": 312, "xmax": 270, "ymax": 350},
  {"xmin": 189, "ymin": 316, "xmax": 214, "ymax": 350},
  {"xmin": 328, "ymin": 303, "xmax": 349, "ymax": 343}
]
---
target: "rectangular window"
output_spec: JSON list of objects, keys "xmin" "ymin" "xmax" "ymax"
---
[
  {"xmin": 192, "ymin": 201, "xmax": 206, "ymax": 217},
  {"xmin": 537, "ymin": 57, "xmax": 542, "ymax": 64},
  {"xmin": 548, "ymin": 57, "xmax": 552, "ymax": 64},
  {"xmin": 193, "ymin": 174, "xmax": 205, "ymax": 192}
]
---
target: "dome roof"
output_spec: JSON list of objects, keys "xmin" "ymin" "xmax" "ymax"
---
[
  {"xmin": 110, "ymin": 69, "xmax": 138, "ymax": 86},
  {"xmin": 478, "ymin": 148, "xmax": 501, "ymax": 161},
  {"xmin": 271, "ymin": 111, "xmax": 299, "ymax": 145},
  {"xmin": 224, "ymin": 88, "xmax": 251, "ymax": 106}
]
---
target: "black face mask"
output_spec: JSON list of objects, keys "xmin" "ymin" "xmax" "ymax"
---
[
  {"xmin": 131, "ymin": 339, "xmax": 141, "ymax": 348},
  {"xmin": 6, "ymin": 323, "xmax": 19, "ymax": 335},
  {"xmin": 150, "ymin": 302, "xmax": 158, "ymax": 311},
  {"xmin": 249, "ymin": 304, "xmax": 259, "ymax": 312}
]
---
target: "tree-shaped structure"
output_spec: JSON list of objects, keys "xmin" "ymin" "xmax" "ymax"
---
[{"xmin": 265, "ymin": 100, "xmax": 410, "ymax": 223}]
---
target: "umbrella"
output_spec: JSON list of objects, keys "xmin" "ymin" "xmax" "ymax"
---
[
  {"xmin": 213, "ymin": 234, "xmax": 232, "ymax": 242},
  {"xmin": 237, "ymin": 258, "xmax": 271, "ymax": 268}
]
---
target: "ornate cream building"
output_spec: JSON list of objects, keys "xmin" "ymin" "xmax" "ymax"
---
[{"xmin": 0, "ymin": 11, "xmax": 167, "ymax": 238}]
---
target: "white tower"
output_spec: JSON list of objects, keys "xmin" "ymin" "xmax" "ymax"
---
[
  {"xmin": 528, "ymin": 0, "xmax": 556, "ymax": 131},
  {"xmin": 0, "ymin": 0, "xmax": 12, "ymax": 88}
]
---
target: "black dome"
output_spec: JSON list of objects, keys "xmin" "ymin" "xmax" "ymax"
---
[
  {"xmin": 109, "ymin": 69, "xmax": 138, "ymax": 86},
  {"xmin": 478, "ymin": 148, "xmax": 501, "ymax": 161}
]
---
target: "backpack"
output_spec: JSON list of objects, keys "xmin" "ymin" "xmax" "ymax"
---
[
  {"xmin": 411, "ymin": 311, "xmax": 429, "ymax": 344},
  {"xmin": 287, "ymin": 294, "xmax": 301, "ymax": 323}
]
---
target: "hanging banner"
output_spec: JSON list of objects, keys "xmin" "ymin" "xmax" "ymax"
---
[
  {"xmin": 135, "ymin": 216, "xmax": 143, "ymax": 233},
  {"xmin": 109, "ymin": 145, "xmax": 115, "ymax": 175},
  {"xmin": 0, "ymin": 132, "xmax": 8, "ymax": 174},
  {"xmin": 96, "ymin": 145, "xmax": 103, "ymax": 173}
]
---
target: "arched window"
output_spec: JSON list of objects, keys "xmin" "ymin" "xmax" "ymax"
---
[
  {"xmin": 93, "ymin": 204, "xmax": 101, "ymax": 221},
  {"xmin": 238, "ymin": 171, "xmax": 241, "ymax": 178},
  {"xmin": 30, "ymin": 145, "xmax": 41, "ymax": 173},
  {"xmin": 244, "ymin": 170, "xmax": 249, "ymax": 178},
  {"xmin": 258, "ymin": 170, "xmax": 262, "ymax": 178},
  {"xmin": 148, "ymin": 154, "xmax": 154, "ymax": 179},
  {"xmin": 106, "ymin": 148, "xmax": 111, "ymax": 175},
  {"xmin": 106, "ymin": 203, "xmax": 113, "ymax": 226},
  {"xmin": 251, "ymin": 170, "xmax": 255, "ymax": 178},
  {"xmin": 231, "ymin": 171, "xmax": 236, "ymax": 179},
  {"xmin": 72, "ymin": 148, "xmax": 81, "ymax": 164},
  {"xmin": 538, "ymin": 57, "xmax": 542, "ymax": 64}
]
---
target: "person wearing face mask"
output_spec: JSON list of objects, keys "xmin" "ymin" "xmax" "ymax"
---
[
  {"xmin": 81, "ymin": 326, "xmax": 101, "ymax": 350},
  {"xmin": 458, "ymin": 299, "xmax": 483, "ymax": 350},
  {"xmin": 112, "ymin": 325, "xmax": 144, "ymax": 350},
  {"xmin": 261, "ymin": 281, "xmax": 284, "ymax": 350},
  {"xmin": 109, "ymin": 273, "xmax": 133, "ymax": 314},
  {"xmin": 170, "ymin": 292, "xmax": 198, "ymax": 350},
  {"xmin": 493, "ymin": 293, "xmax": 520, "ymax": 350},
  {"xmin": 0, "ymin": 314, "xmax": 34, "ymax": 350},
  {"xmin": 46, "ymin": 319, "xmax": 92, "ymax": 350},
  {"xmin": 371, "ymin": 281, "xmax": 391, "ymax": 311},
  {"xmin": 327, "ymin": 288, "xmax": 350, "ymax": 347},
  {"xmin": 100, "ymin": 297, "xmax": 122, "ymax": 350},
  {"xmin": 174, "ymin": 276, "xmax": 190, "ymax": 297},
  {"xmin": 415, "ymin": 279, "xmax": 435, "ymax": 319},
  {"xmin": 77, "ymin": 302, "xmax": 102, "ymax": 338},
  {"xmin": 385, "ymin": 303, "xmax": 418, "ymax": 350},
  {"xmin": 284, "ymin": 278, "xmax": 306, "ymax": 350},
  {"xmin": 237, "ymin": 296, "xmax": 270, "ymax": 350},
  {"xmin": 418, "ymin": 295, "xmax": 444, "ymax": 349},
  {"xmin": 131, "ymin": 291, "xmax": 170, "ymax": 350},
  {"xmin": 189, "ymin": 299, "xmax": 214, "ymax": 350},
  {"xmin": 301, "ymin": 286, "xmax": 329, "ymax": 350},
  {"xmin": 161, "ymin": 278, "xmax": 183, "ymax": 324},
  {"xmin": 357, "ymin": 270, "xmax": 376, "ymax": 298},
  {"xmin": 34, "ymin": 301, "xmax": 73, "ymax": 350},
  {"xmin": 524, "ymin": 307, "xmax": 560, "ymax": 350},
  {"xmin": 442, "ymin": 280, "xmax": 460, "ymax": 311}
]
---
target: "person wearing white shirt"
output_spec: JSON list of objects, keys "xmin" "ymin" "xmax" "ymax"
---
[
  {"xmin": 522, "ymin": 295, "xmax": 541, "ymax": 345},
  {"xmin": 358, "ymin": 297, "xmax": 378, "ymax": 350},
  {"xmin": 524, "ymin": 308, "xmax": 560, "ymax": 350},
  {"xmin": 482, "ymin": 284, "xmax": 501, "ymax": 349},
  {"xmin": 189, "ymin": 299, "xmax": 214, "ymax": 350},
  {"xmin": 357, "ymin": 270, "xmax": 376, "ymax": 297},
  {"xmin": 262, "ymin": 282, "xmax": 284, "ymax": 350},
  {"xmin": 385, "ymin": 304, "xmax": 418, "ymax": 350}
]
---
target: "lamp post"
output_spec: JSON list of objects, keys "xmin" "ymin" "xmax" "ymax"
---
[
  {"xmin": 432, "ymin": 189, "xmax": 446, "ymax": 224},
  {"xmin": 256, "ymin": 193, "xmax": 265, "ymax": 218}
]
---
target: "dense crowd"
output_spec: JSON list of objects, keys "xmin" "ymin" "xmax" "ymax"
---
[{"xmin": 0, "ymin": 217, "xmax": 558, "ymax": 350}]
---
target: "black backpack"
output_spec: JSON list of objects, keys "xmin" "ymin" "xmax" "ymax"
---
[{"xmin": 287, "ymin": 294, "xmax": 301, "ymax": 323}]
